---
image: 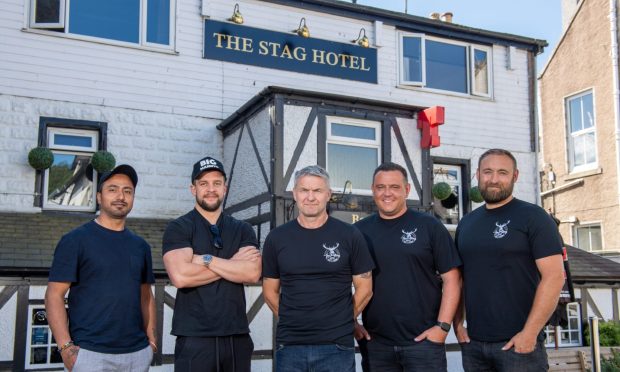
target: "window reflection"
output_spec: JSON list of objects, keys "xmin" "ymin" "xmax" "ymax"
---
[{"xmin": 47, "ymin": 153, "xmax": 94, "ymax": 208}]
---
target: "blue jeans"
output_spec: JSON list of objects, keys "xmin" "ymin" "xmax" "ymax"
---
[
  {"xmin": 275, "ymin": 344, "xmax": 355, "ymax": 372},
  {"xmin": 363, "ymin": 338, "xmax": 447, "ymax": 372},
  {"xmin": 461, "ymin": 339, "xmax": 548, "ymax": 372}
]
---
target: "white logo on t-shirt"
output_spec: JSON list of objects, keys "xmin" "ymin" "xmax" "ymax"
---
[
  {"xmin": 323, "ymin": 243, "xmax": 341, "ymax": 263},
  {"xmin": 401, "ymin": 229, "xmax": 417, "ymax": 244},
  {"xmin": 493, "ymin": 220, "xmax": 511, "ymax": 239}
]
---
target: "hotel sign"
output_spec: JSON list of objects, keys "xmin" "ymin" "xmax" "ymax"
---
[{"xmin": 204, "ymin": 20, "xmax": 378, "ymax": 84}]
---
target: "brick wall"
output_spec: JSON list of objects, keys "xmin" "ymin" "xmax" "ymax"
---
[{"xmin": 0, "ymin": 212, "xmax": 169, "ymax": 272}]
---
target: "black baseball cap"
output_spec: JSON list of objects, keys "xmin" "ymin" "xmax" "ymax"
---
[
  {"xmin": 97, "ymin": 164, "xmax": 138, "ymax": 191},
  {"xmin": 192, "ymin": 156, "xmax": 226, "ymax": 181}
]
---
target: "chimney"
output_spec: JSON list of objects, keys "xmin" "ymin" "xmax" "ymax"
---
[{"xmin": 441, "ymin": 12, "xmax": 453, "ymax": 23}]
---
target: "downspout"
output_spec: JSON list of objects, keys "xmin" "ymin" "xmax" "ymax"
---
[
  {"xmin": 611, "ymin": 0, "xmax": 620, "ymax": 208},
  {"xmin": 529, "ymin": 50, "xmax": 542, "ymax": 206}
]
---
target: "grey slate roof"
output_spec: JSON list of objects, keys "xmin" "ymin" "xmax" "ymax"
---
[{"xmin": 565, "ymin": 245, "xmax": 620, "ymax": 283}]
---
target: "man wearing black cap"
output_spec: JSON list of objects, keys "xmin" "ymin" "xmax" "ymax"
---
[
  {"xmin": 162, "ymin": 156, "xmax": 261, "ymax": 372},
  {"xmin": 45, "ymin": 164, "xmax": 157, "ymax": 372}
]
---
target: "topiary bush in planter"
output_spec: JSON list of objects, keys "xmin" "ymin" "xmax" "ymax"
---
[
  {"xmin": 432, "ymin": 182, "xmax": 452, "ymax": 201},
  {"xmin": 90, "ymin": 151, "xmax": 116, "ymax": 173},
  {"xmin": 469, "ymin": 186, "xmax": 484, "ymax": 203},
  {"xmin": 28, "ymin": 147, "xmax": 54, "ymax": 170}
]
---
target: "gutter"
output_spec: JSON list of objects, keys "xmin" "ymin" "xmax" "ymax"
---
[{"xmin": 610, "ymin": 0, "xmax": 620, "ymax": 210}]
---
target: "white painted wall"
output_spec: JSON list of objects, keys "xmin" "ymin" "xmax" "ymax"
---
[{"xmin": 0, "ymin": 0, "xmax": 538, "ymax": 216}]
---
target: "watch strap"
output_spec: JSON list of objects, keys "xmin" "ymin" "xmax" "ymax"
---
[{"xmin": 436, "ymin": 321, "xmax": 451, "ymax": 332}]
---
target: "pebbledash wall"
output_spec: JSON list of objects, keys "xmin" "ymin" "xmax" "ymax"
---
[{"xmin": 0, "ymin": 0, "xmax": 546, "ymax": 370}]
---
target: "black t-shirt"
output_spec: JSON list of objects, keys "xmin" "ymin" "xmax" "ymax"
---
[
  {"xmin": 456, "ymin": 198, "xmax": 563, "ymax": 342},
  {"xmin": 355, "ymin": 209, "xmax": 461, "ymax": 345},
  {"xmin": 49, "ymin": 221, "xmax": 155, "ymax": 354},
  {"xmin": 262, "ymin": 217, "xmax": 375, "ymax": 347},
  {"xmin": 162, "ymin": 209, "xmax": 258, "ymax": 337}
]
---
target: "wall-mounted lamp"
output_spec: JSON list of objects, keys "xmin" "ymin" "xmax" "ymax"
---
[
  {"xmin": 331, "ymin": 180, "xmax": 358, "ymax": 209},
  {"xmin": 293, "ymin": 17, "xmax": 310, "ymax": 38},
  {"xmin": 352, "ymin": 28, "xmax": 369, "ymax": 48},
  {"xmin": 228, "ymin": 3, "xmax": 243, "ymax": 24}
]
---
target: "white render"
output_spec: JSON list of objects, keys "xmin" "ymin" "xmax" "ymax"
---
[
  {"xmin": 0, "ymin": 287, "xmax": 17, "ymax": 361},
  {"xmin": 0, "ymin": 0, "xmax": 539, "ymax": 216}
]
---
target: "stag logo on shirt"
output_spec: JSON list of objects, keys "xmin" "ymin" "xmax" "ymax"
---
[
  {"xmin": 322, "ymin": 243, "xmax": 341, "ymax": 263},
  {"xmin": 493, "ymin": 220, "xmax": 511, "ymax": 239},
  {"xmin": 401, "ymin": 229, "xmax": 417, "ymax": 244}
]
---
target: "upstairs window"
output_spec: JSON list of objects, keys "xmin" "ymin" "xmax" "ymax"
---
[
  {"xmin": 566, "ymin": 90, "xmax": 596, "ymax": 172},
  {"xmin": 29, "ymin": 0, "xmax": 175, "ymax": 49},
  {"xmin": 44, "ymin": 127, "xmax": 98, "ymax": 211},
  {"xmin": 326, "ymin": 117, "xmax": 381, "ymax": 194},
  {"xmin": 37, "ymin": 117, "xmax": 106, "ymax": 212},
  {"xmin": 399, "ymin": 33, "xmax": 492, "ymax": 97}
]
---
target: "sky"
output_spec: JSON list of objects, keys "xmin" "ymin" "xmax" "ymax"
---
[{"xmin": 357, "ymin": 0, "xmax": 563, "ymax": 71}]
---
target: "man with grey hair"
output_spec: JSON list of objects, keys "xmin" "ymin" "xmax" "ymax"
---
[{"xmin": 262, "ymin": 165, "xmax": 374, "ymax": 372}]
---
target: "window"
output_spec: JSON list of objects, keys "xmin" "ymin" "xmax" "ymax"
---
[
  {"xmin": 544, "ymin": 302, "xmax": 582, "ymax": 347},
  {"xmin": 29, "ymin": 0, "xmax": 175, "ymax": 49},
  {"xmin": 573, "ymin": 223, "xmax": 603, "ymax": 252},
  {"xmin": 25, "ymin": 305, "xmax": 64, "ymax": 369},
  {"xmin": 399, "ymin": 33, "xmax": 492, "ymax": 97},
  {"xmin": 566, "ymin": 91, "xmax": 596, "ymax": 172},
  {"xmin": 326, "ymin": 117, "xmax": 381, "ymax": 194},
  {"xmin": 432, "ymin": 164, "xmax": 463, "ymax": 227},
  {"xmin": 37, "ymin": 117, "xmax": 106, "ymax": 212}
]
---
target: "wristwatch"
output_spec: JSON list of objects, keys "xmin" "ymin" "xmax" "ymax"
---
[
  {"xmin": 202, "ymin": 254, "xmax": 213, "ymax": 267},
  {"xmin": 437, "ymin": 321, "xmax": 451, "ymax": 332}
]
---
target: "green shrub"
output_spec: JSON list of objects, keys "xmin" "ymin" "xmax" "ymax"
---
[
  {"xmin": 601, "ymin": 349, "xmax": 620, "ymax": 372},
  {"xmin": 28, "ymin": 147, "xmax": 54, "ymax": 170},
  {"xmin": 584, "ymin": 321, "xmax": 620, "ymax": 346},
  {"xmin": 432, "ymin": 182, "xmax": 452, "ymax": 200},
  {"xmin": 90, "ymin": 151, "xmax": 116, "ymax": 173},
  {"xmin": 469, "ymin": 186, "xmax": 484, "ymax": 203}
]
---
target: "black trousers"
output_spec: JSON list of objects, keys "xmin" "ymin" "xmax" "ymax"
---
[{"xmin": 174, "ymin": 334, "xmax": 254, "ymax": 372}]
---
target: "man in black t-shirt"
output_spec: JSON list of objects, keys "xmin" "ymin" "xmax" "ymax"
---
[
  {"xmin": 262, "ymin": 165, "xmax": 374, "ymax": 372},
  {"xmin": 162, "ymin": 156, "xmax": 261, "ymax": 372},
  {"xmin": 46, "ymin": 165, "xmax": 156, "ymax": 372},
  {"xmin": 455, "ymin": 149, "xmax": 565, "ymax": 372},
  {"xmin": 354, "ymin": 162, "xmax": 461, "ymax": 372}
]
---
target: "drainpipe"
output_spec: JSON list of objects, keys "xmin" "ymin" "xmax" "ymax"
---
[{"xmin": 611, "ymin": 0, "xmax": 620, "ymax": 208}]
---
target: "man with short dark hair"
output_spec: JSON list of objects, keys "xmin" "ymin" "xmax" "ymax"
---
[
  {"xmin": 354, "ymin": 162, "xmax": 461, "ymax": 372},
  {"xmin": 46, "ymin": 164, "xmax": 157, "ymax": 372},
  {"xmin": 162, "ymin": 156, "xmax": 261, "ymax": 372},
  {"xmin": 262, "ymin": 165, "xmax": 374, "ymax": 372},
  {"xmin": 455, "ymin": 148, "xmax": 565, "ymax": 371}
]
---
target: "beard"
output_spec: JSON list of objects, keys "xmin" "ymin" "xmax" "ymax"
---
[
  {"xmin": 100, "ymin": 201, "xmax": 131, "ymax": 219},
  {"xmin": 480, "ymin": 182, "xmax": 514, "ymax": 204},
  {"xmin": 196, "ymin": 194, "xmax": 223, "ymax": 212}
]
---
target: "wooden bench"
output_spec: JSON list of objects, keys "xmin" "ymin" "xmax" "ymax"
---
[{"xmin": 548, "ymin": 347, "xmax": 617, "ymax": 372}]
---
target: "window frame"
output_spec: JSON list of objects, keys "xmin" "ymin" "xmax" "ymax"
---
[
  {"xmin": 565, "ymin": 89, "xmax": 597, "ymax": 173},
  {"xmin": 35, "ymin": 117, "xmax": 107, "ymax": 212},
  {"xmin": 29, "ymin": 0, "xmax": 66, "ymax": 28},
  {"xmin": 470, "ymin": 45, "xmax": 492, "ymax": 98},
  {"xmin": 572, "ymin": 222, "xmax": 603, "ymax": 252},
  {"xmin": 543, "ymin": 302, "xmax": 582, "ymax": 347},
  {"xmin": 25, "ymin": 304, "xmax": 65, "ymax": 369},
  {"xmin": 398, "ymin": 32, "xmax": 493, "ymax": 98},
  {"xmin": 430, "ymin": 156, "xmax": 475, "ymax": 231},
  {"xmin": 27, "ymin": 0, "xmax": 176, "ymax": 51},
  {"xmin": 398, "ymin": 33, "xmax": 426, "ymax": 87},
  {"xmin": 325, "ymin": 116, "xmax": 381, "ymax": 195},
  {"xmin": 43, "ymin": 127, "xmax": 99, "ymax": 212}
]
